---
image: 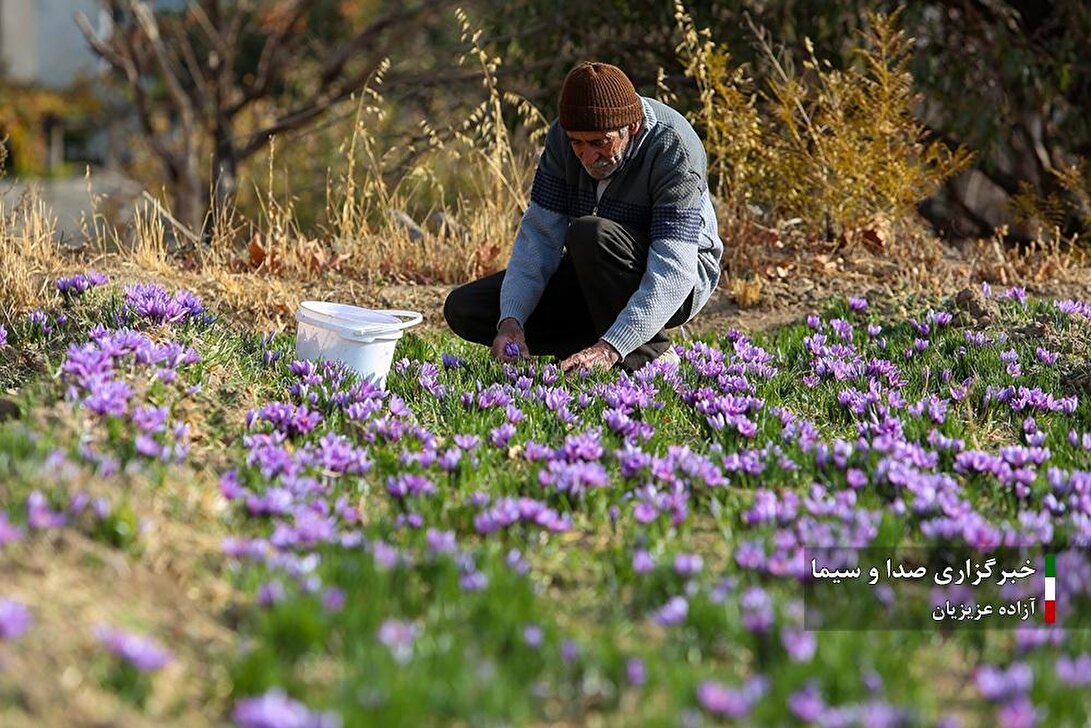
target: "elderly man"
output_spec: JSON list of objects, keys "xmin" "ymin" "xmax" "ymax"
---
[{"xmin": 444, "ymin": 61, "xmax": 723, "ymax": 372}]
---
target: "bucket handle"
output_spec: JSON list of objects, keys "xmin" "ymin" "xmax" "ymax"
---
[
  {"xmin": 379, "ymin": 309, "xmax": 424, "ymax": 331},
  {"xmin": 295, "ymin": 306, "xmax": 423, "ymax": 340},
  {"xmin": 335, "ymin": 309, "xmax": 422, "ymax": 339}
]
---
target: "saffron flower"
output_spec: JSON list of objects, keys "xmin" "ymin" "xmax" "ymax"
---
[
  {"xmin": 232, "ymin": 689, "xmax": 341, "ymax": 728},
  {"xmin": 378, "ymin": 619, "xmax": 419, "ymax": 664},
  {"xmin": 93, "ymin": 625, "xmax": 172, "ymax": 671},
  {"xmin": 975, "ymin": 663, "xmax": 1033, "ymax": 702},
  {"xmin": 651, "ymin": 596, "xmax": 688, "ymax": 626},
  {"xmin": 1, "ymin": 511, "xmax": 24, "ymax": 546},
  {"xmin": 56, "ymin": 270, "xmax": 107, "ymax": 297},
  {"xmin": 696, "ymin": 676, "xmax": 767, "ymax": 719},
  {"xmin": 124, "ymin": 283, "xmax": 205, "ymax": 324},
  {"xmin": 0, "ymin": 599, "xmax": 32, "ymax": 640},
  {"xmin": 441, "ymin": 352, "xmax": 465, "ymax": 370}
]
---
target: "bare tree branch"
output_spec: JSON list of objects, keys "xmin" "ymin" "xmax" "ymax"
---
[
  {"xmin": 79, "ymin": 0, "xmax": 455, "ymax": 232},
  {"xmin": 76, "ymin": 6, "xmax": 176, "ymax": 169},
  {"xmin": 131, "ymin": 1, "xmax": 195, "ymax": 131}
]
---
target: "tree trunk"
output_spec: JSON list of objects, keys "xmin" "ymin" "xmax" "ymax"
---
[
  {"xmin": 163, "ymin": 149, "xmax": 204, "ymax": 245},
  {"xmin": 212, "ymin": 127, "xmax": 239, "ymax": 232}
]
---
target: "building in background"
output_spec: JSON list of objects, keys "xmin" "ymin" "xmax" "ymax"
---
[
  {"xmin": 0, "ymin": 0, "xmax": 106, "ymax": 88},
  {"xmin": 0, "ymin": 0, "xmax": 182, "ymax": 175}
]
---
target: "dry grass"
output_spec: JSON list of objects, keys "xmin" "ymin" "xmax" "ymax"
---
[
  {"xmin": 0, "ymin": 191, "xmax": 66, "ymax": 321},
  {"xmin": 0, "ymin": 450, "xmax": 236, "ymax": 727},
  {"xmin": 1, "ymin": 10, "xmax": 1089, "ymax": 331},
  {"xmin": 0, "ymin": 14, "xmax": 541, "ymax": 326},
  {"xmin": 0, "ymin": 370, "xmax": 256, "ymax": 725}
]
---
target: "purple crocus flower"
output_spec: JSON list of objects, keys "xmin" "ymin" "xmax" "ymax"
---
[
  {"xmin": 560, "ymin": 639, "xmax": 580, "ymax": 664},
  {"xmin": 626, "ymin": 657, "xmax": 647, "ymax": 686},
  {"xmin": 0, "ymin": 325, "xmax": 7, "ymax": 348},
  {"xmin": 788, "ymin": 682, "xmax": 825, "ymax": 722},
  {"xmin": 460, "ymin": 571, "xmax": 489, "ymax": 591},
  {"xmin": 124, "ymin": 283, "xmax": 205, "ymax": 324},
  {"xmin": 426, "ymin": 528, "xmax": 458, "ymax": 555},
  {"xmin": 1055, "ymin": 655, "xmax": 1091, "ymax": 686},
  {"xmin": 996, "ymin": 696, "xmax": 1039, "ymax": 728},
  {"xmin": 651, "ymin": 596, "xmax": 688, "ymax": 626},
  {"xmin": 322, "ymin": 588, "xmax": 345, "ymax": 614},
  {"xmin": 490, "ymin": 423, "xmax": 516, "ymax": 447},
  {"xmin": 695, "ymin": 676, "xmax": 767, "ymax": 719},
  {"xmin": 633, "ymin": 550, "xmax": 655, "ymax": 574},
  {"xmin": 740, "ymin": 587, "xmax": 775, "ymax": 633},
  {"xmin": 0, "ymin": 599, "xmax": 32, "ymax": 640},
  {"xmin": 848, "ymin": 297, "xmax": 868, "ymax": 311},
  {"xmin": 26, "ymin": 310, "xmax": 52, "ymax": 335},
  {"xmin": 453, "ymin": 434, "xmax": 480, "ymax": 451},
  {"xmin": 56, "ymin": 271, "xmax": 107, "ymax": 297},
  {"xmin": 975, "ymin": 663, "xmax": 1033, "ymax": 702},
  {"xmin": 93, "ymin": 625, "xmax": 172, "ymax": 671},
  {"xmin": 441, "ymin": 352, "xmax": 465, "ymax": 370},
  {"xmin": 781, "ymin": 628, "xmax": 816, "ymax": 662},
  {"xmin": 84, "ymin": 378, "xmax": 133, "ymax": 417},
  {"xmin": 232, "ymin": 689, "xmax": 341, "ymax": 728},
  {"xmin": 503, "ymin": 341, "xmax": 521, "ymax": 358},
  {"xmin": 257, "ymin": 580, "xmax": 287, "ymax": 607},
  {"xmin": 0, "ymin": 512, "xmax": 24, "ymax": 547},
  {"xmin": 386, "ymin": 474, "xmax": 436, "ymax": 499},
  {"xmin": 27, "ymin": 491, "xmax": 66, "ymax": 529},
  {"xmin": 523, "ymin": 624, "xmax": 543, "ymax": 648},
  {"xmin": 673, "ymin": 553, "xmax": 704, "ymax": 577},
  {"xmin": 377, "ymin": 619, "xmax": 418, "ymax": 663}
]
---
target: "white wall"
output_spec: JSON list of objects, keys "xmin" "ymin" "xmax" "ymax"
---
[
  {"xmin": 0, "ymin": 0, "xmax": 40, "ymax": 82},
  {"xmin": 0, "ymin": 0, "xmax": 104, "ymax": 87},
  {"xmin": 36, "ymin": 0, "xmax": 106, "ymax": 87}
]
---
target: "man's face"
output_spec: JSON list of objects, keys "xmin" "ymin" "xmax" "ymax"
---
[{"xmin": 566, "ymin": 125, "xmax": 634, "ymax": 180}]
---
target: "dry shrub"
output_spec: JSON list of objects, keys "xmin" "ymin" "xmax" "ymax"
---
[
  {"xmin": 61, "ymin": 8, "xmax": 544, "ymax": 322},
  {"xmin": 673, "ymin": 1, "xmax": 771, "ymax": 221},
  {"xmin": 1010, "ymin": 158, "xmax": 1091, "ymax": 236},
  {"xmin": 673, "ymin": 4, "xmax": 971, "ymax": 253},
  {"xmin": 178, "ymin": 9, "xmax": 541, "ymax": 294},
  {"xmin": 728, "ymin": 274, "xmax": 764, "ymax": 308},
  {"xmin": 964, "ymin": 225, "xmax": 1088, "ymax": 287}
]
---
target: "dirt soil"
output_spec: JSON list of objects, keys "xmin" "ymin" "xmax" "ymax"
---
[
  {"xmin": 76, "ymin": 238, "xmax": 1091, "ymax": 344},
  {"xmin": 357, "ymin": 253, "xmax": 1091, "ymax": 344}
]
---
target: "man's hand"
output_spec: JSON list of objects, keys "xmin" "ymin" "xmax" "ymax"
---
[
  {"xmin": 491, "ymin": 318, "xmax": 530, "ymax": 362},
  {"xmin": 559, "ymin": 340, "xmax": 620, "ymax": 373}
]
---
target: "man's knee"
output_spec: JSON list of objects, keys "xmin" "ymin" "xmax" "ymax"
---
[
  {"xmin": 566, "ymin": 215, "xmax": 608, "ymax": 253},
  {"xmin": 443, "ymin": 284, "xmax": 471, "ymax": 336}
]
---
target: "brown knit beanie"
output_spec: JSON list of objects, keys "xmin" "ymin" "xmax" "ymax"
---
[{"xmin": 558, "ymin": 62, "xmax": 643, "ymax": 131}]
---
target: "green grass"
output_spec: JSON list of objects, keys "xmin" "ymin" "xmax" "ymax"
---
[{"xmin": 1, "ymin": 283, "xmax": 1091, "ymax": 725}]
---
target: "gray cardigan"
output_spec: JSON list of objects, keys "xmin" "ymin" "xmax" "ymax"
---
[{"xmin": 499, "ymin": 97, "xmax": 723, "ymax": 358}]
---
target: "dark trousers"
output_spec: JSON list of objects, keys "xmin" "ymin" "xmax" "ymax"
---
[{"xmin": 443, "ymin": 215, "xmax": 693, "ymax": 372}]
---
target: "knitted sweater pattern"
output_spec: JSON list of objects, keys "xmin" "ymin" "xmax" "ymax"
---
[{"xmin": 499, "ymin": 97, "xmax": 723, "ymax": 358}]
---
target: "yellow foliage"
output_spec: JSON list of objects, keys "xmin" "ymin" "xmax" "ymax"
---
[
  {"xmin": 1009, "ymin": 158, "xmax": 1091, "ymax": 238},
  {"xmin": 0, "ymin": 80, "xmax": 102, "ymax": 176},
  {"xmin": 673, "ymin": 1, "xmax": 772, "ymax": 220},
  {"xmin": 672, "ymin": 5, "xmax": 971, "ymax": 245}
]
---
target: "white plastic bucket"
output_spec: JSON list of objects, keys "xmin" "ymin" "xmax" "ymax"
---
[{"xmin": 294, "ymin": 301, "xmax": 422, "ymax": 388}]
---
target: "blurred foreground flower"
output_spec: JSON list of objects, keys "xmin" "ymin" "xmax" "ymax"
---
[
  {"xmin": 233, "ymin": 688, "xmax": 341, "ymax": 728},
  {"xmin": 0, "ymin": 599, "xmax": 32, "ymax": 641},
  {"xmin": 93, "ymin": 625, "xmax": 172, "ymax": 672}
]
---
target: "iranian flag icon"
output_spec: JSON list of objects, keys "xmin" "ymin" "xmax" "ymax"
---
[{"xmin": 1045, "ymin": 554, "xmax": 1056, "ymax": 625}]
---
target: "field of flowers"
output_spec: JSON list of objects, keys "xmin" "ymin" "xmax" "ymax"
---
[{"xmin": 1, "ymin": 271, "xmax": 1090, "ymax": 727}]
